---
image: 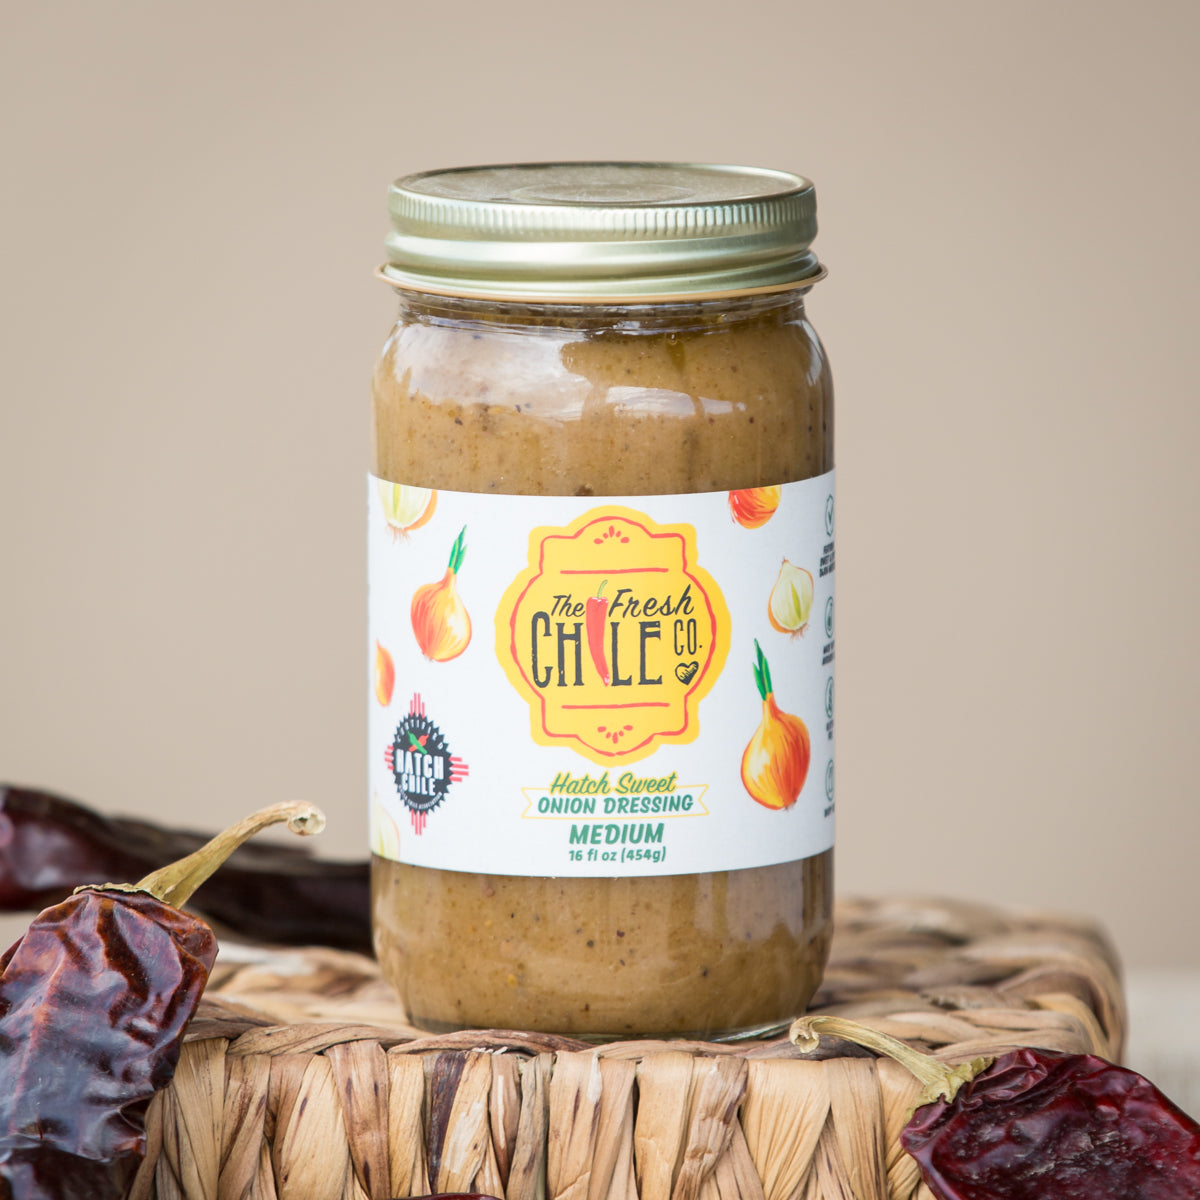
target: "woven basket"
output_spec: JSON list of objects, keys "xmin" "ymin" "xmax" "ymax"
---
[{"xmin": 128, "ymin": 896, "xmax": 1124, "ymax": 1200}]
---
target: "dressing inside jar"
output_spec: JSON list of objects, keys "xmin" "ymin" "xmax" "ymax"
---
[{"xmin": 368, "ymin": 164, "xmax": 835, "ymax": 1038}]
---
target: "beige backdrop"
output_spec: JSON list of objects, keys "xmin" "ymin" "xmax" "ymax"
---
[{"xmin": 2, "ymin": 0, "xmax": 1197, "ymax": 969}]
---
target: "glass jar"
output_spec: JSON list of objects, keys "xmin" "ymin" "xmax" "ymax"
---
[{"xmin": 368, "ymin": 164, "xmax": 835, "ymax": 1038}]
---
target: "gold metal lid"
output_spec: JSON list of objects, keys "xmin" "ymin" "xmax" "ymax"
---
[{"xmin": 382, "ymin": 162, "xmax": 821, "ymax": 301}]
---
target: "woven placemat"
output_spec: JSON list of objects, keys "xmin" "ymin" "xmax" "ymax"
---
[{"xmin": 128, "ymin": 896, "xmax": 1124, "ymax": 1200}]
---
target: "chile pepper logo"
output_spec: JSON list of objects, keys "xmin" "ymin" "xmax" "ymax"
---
[
  {"xmin": 383, "ymin": 693, "xmax": 470, "ymax": 834},
  {"xmin": 496, "ymin": 507, "xmax": 730, "ymax": 765},
  {"xmin": 586, "ymin": 581, "xmax": 610, "ymax": 685}
]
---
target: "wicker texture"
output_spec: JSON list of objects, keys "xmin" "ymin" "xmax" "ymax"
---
[{"xmin": 128, "ymin": 897, "xmax": 1124, "ymax": 1200}]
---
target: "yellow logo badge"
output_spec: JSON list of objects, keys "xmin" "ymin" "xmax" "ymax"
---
[{"xmin": 497, "ymin": 507, "xmax": 730, "ymax": 764}]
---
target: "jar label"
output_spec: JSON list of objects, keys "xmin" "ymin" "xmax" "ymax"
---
[{"xmin": 368, "ymin": 473, "xmax": 835, "ymax": 877}]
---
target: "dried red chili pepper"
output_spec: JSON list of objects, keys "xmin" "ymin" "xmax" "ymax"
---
[
  {"xmin": 0, "ymin": 785, "xmax": 371, "ymax": 952},
  {"xmin": 0, "ymin": 800, "xmax": 324, "ymax": 1200},
  {"xmin": 586, "ymin": 579, "xmax": 610, "ymax": 685},
  {"xmin": 791, "ymin": 1014, "xmax": 1200, "ymax": 1200}
]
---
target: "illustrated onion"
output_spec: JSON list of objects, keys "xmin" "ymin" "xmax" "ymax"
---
[
  {"xmin": 378, "ymin": 482, "xmax": 437, "ymax": 538},
  {"xmin": 728, "ymin": 485, "xmax": 781, "ymax": 529},
  {"xmin": 374, "ymin": 641, "xmax": 395, "ymax": 706},
  {"xmin": 741, "ymin": 640, "xmax": 811, "ymax": 809},
  {"xmin": 411, "ymin": 526, "xmax": 471, "ymax": 662},
  {"xmin": 768, "ymin": 559, "xmax": 814, "ymax": 635},
  {"xmin": 370, "ymin": 795, "xmax": 402, "ymax": 860}
]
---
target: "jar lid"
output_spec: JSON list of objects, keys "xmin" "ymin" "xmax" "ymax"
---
[{"xmin": 381, "ymin": 162, "xmax": 821, "ymax": 301}]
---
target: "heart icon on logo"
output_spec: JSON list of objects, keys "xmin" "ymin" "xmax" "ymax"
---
[{"xmin": 675, "ymin": 661, "xmax": 699, "ymax": 685}]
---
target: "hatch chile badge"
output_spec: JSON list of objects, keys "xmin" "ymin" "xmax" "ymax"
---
[
  {"xmin": 497, "ymin": 507, "xmax": 730, "ymax": 765},
  {"xmin": 383, "ymin": 693, "xmax": 469, "ymax": 833}
]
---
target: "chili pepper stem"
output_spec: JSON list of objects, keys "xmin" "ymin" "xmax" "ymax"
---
[
  {"xmin": 789, "ymin": 1014, "xmax": 993, "ymax": 1107},
  {"xmin": 94, "ymin": 801, "xmax": 326, "ymax": 908}
]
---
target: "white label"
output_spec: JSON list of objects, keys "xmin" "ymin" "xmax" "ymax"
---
[{"xmin": 368, "ymin": 475, "xmax": 835, "ymax": 877}]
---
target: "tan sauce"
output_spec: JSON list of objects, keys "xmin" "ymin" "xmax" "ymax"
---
[{"xmin": 370, "ymin": 291, "xmax": 833, "ymax": 1036}]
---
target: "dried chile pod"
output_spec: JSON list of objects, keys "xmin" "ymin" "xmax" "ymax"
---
[
  {"xmin": 0, "ymin": 801, "xmax": 325, "ymax": 1200},
  {"xmin": 0, "ymin": 785, "xmax": 371, "ymax": 952},
  {"xmin": 790, "ymin": 1014, "xmax": 1200, "ymax": 1200}
]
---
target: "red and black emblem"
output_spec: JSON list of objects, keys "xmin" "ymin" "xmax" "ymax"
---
[{"xmin": 383, "ymin": 694, "xmax": 469, "ymax": 833}]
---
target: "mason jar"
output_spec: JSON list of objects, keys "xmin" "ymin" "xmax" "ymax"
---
[{"xmin": 368, "ymin": 163, "xmax": 835, "ymax": 1038}]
